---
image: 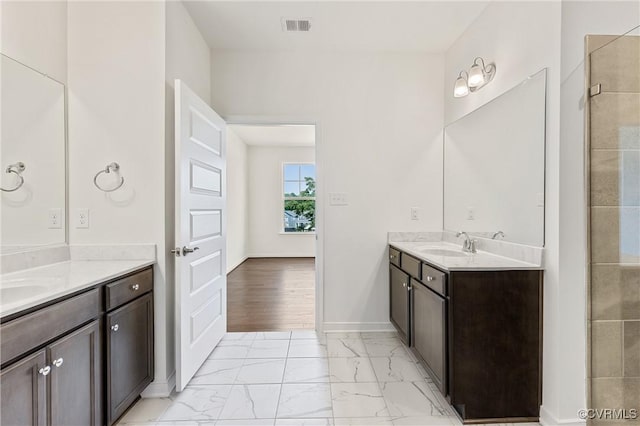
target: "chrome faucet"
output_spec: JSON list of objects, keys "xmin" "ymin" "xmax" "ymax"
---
[
  {"xmin": 456, "ymin": 231, "xmax": 477, "ymax": 253},
  {"xmin": 492, "ymin": 231, "xmax": 505, "ymax": 240}
]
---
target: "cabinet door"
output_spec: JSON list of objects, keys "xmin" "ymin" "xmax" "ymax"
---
[
  {"xmin": 48, "ymin": 320, "xmax": 102, "ymax": 426},
  {"xmin": 412, "ymin": 281, "xmax": 446, "ymax": 394},
  {"xmin": 390, "ymin": 264, "xmax": 410, "ymax": 343},
  {"xmin": 107, "ymin": 293, "xmax": 154, "ymax": 425},
  {"xmin": 0, "ymin": 349, "xmax": 47, "ymax": 426}
]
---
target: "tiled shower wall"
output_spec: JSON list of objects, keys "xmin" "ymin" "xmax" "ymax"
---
[{"xmin": 588, "ymin": 33, "xmax": 640, "ymax": 419}]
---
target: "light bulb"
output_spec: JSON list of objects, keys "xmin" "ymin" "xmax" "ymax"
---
[
  {"xmin": 453, "ymin": 76, "xmax": 469, "ymax": 98},
  {"xmin": 468, "ymin": 64, "xmax": 485, "ymax": 88}
]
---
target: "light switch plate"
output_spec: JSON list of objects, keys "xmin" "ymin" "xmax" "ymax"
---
[
  {"xmin": 76, "ymin": 208, "xmax": 90, "ymax": 228},
  {"xmin": 48, "ymin": 208, "xmax": 62, "ymax": 229},
  {"xmin": 329, "ymin": 192, "xmax": 348, "ymax": 206}
]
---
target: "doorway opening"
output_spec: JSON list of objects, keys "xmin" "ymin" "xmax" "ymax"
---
[{"xmin": 226, "ymin": 123, "xmax": 317, "ymax": 332}]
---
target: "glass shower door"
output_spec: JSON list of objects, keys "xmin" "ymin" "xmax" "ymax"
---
[{"xmin": 587, "ymin": 26, "xmax": 640, "ymax": 416}]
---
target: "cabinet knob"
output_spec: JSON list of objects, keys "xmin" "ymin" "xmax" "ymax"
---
[
  {"xmin": 389, "ymin": 254, "xmax": 395, "ymax": 259},
  {"xmin": 402, "ymin": 282, "xmax": 407, "ymax": 288},
  {"xmin": 111, "ymin": 324, "xmax": 119, "ymax": 332},
  {"xmin": 426, "ymin": 276, "xmax": 435, "ymax": 282},
  {"xmin": 131, "ymin": 284, "xmax": 140, "ymax": 291},
  {"xmin": 53, "ymin": 358, "xmax": 64, "ymax": 368},
  {"xmin": 39, "ymin": 366, "xmax": 51, "ymax": 376},
  {"xmin": 407, "ymin": 286, "xmax": 412, "ymax": 291}
]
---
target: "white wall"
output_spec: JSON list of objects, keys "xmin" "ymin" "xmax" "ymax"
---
[
  {"xmin": 444, "ymin": 2, "xmax": 573, "ymax": 424},
  {"xmin": 211, "ymin": 50, "xmax": 444, "ymax": 330},
  {"xmin": 162, "ymin": 0, "xmax": 212, "ymax": 395},
  {"xmin": 0, "ymin": 0, "xmax": 67, "ymax": 83},
  {"xmin": 247, "ymin": 145, "xmax": 315, "ymax": 258},
  {"xmin": 226, "ymin": 128, "xmax": 249, "ymax": 271},
  {"xmin": 559, "ymin": 1, "xmax": 640, "ymax": 421},
  {"xmin": 67, "ymin": 0, "xmax": 169, "ymax": 392}
]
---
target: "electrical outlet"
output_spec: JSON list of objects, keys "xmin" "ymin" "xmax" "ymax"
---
[
  {"xmin": 48, "ymin": 208, "xmax": 62, "ymax": 229},
  {"xmin": 76, "ymin": 208, "xmax": 89, "ymax": 228},
  {"xmin": 410, "ymin": 207, "xmax": 420, "ymax": 220},
  {"xmin": 329, "ymin": 192, "xmax": 348, "ymax": 206},
  {"xmin": 467, "ymin": 207, "xmax": 475, "ymax": 220}
]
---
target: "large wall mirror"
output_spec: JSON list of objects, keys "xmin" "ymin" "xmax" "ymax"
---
[
  {"xmin": 444, "ymin": 69, "xmax": 546, "ymax": 247},
  {"xmin": 1, "ymin": 54, "xmax": 66, "ymax": 252}
]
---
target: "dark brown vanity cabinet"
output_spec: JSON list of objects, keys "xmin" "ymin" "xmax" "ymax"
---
[
  {"xmin": 448, "ymin": 270, "xmax": 542, "ymax": 422},
  {"xmin": 0, "ymin": 266, "xmax": 154, "ymax": 426},
  {"xmin": 0, "ymin": 319, "xmax": 102, "ymax": 426},
  {"xmin": 48, "ymin": 320, "xmax": 102, "ymax": 426},
  {"xmin": 0, "ymin": 349, "xmax": 47, "ymax": 426},
  {"xmin": 389, "ymin": 264, "xmax": 411, "ymax": 344},
  {"xmin": 388, "ymin": 245, "xmax": 543, "ymax": 424},
  {"xmin": 411, "ymin": 278, "xmax": 446, "ymax": 394},
  {"xmin": 106, "ymin": 292, "xmax": 154, "ymax": 425}
]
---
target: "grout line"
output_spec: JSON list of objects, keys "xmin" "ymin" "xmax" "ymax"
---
[{"xmin": 273, "ymin": 337, "xmax": 291, "ymax": 419}]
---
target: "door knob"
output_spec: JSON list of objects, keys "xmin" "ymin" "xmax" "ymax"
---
[
  {"xmin": 39, "ymin": 366, "xmax": 51, "ymax": 376},
  {"xmin": 182, "ymin": 246, "xmax": 200, "ymax": 256},
  {"xmin": 53, "ymin": 358, "xmax": 64, "ymax": 368},
  {"xmin": 111, "ymin": 324, "xmax": 119, "ymax": 332}
]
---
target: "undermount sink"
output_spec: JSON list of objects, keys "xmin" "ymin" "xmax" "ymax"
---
[
  {"xmin": 1, "ymin": 284, "xmax": 49, "ymax": 303},
  {"xmin": 2, "ymin": 277, "xmax": 61, "ymax": 286},
  {"xmin": 0, "ymin": 277, "xmax": 61, "ymax": 304},
  {"xmin": 418, "ymin": 248, "xmax": 469, "ymax": 258}
]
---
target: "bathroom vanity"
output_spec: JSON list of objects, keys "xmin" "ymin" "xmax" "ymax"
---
[
  {"xmin": 0, "ymin": 263, "xmax": 154, "ymax": 426},
  {"xmin": 389, "ymin": 240, "xmax": 542, "ymax": 423}
]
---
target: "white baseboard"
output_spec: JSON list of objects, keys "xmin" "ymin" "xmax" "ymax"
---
[
  {"xmin": 141, "ymin": 371, "xmax": 175, "ymax": 398},
  {"xmin": 540, "ymin": 405, "xmax": 586, "ymax": 426},
  {"xmin": 248, "ymin": 253, "xmax": 315, "ymax": 258},
  {"xmin": 323, "ymin": 321, "xmax": 396, "ymax": 332},
  {"xmin": 227, "ymin": 255, "xmax": 249, "ymax": 274}
]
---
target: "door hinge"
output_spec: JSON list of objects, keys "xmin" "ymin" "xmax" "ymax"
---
[{"xmin": 589, "ymin": 83, "xmax": 601, "ymax": 97}]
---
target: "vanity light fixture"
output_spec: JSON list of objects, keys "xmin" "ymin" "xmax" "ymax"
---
[
  {"xmin": 453, "ymin": 71, "xmax": 470, "ymax": 98},
  {"xmin": 453, "ymin": 57, "xmax": 497, "ymax": 98}
]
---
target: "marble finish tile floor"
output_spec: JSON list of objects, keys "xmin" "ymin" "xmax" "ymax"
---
[{"xmin": 116, "ymin": 331, "xmax": 540, "ymax": 426}]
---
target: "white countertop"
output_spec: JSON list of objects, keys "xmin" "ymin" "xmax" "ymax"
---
[
  {"xmin": 0, "ymin": 259, "xmax": 155, "ymax": 319},
  {"xmin": 389, "ymin": 241, "xmax": 542, "ymax": 271}
]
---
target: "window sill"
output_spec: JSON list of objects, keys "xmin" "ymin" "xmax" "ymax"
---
[{"xmin": 279, "ymin": 232, "xmax": 316, "ymax": 236}]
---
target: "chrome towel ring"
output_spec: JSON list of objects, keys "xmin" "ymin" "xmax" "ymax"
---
[
  {"xmin": 94, "ymin": 162, "xmax": 125, "ymax": 192},
  {"xmin": 1, "ymin": 162, "xmax": 26, "ymax": 192}
]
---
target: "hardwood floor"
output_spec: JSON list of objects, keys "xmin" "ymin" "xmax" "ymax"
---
[{"xmin": 227, "ymin": 257, "xmax": 315, "ymax": 332}]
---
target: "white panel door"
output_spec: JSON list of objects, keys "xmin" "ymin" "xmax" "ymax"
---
[{"xmin": 174, "ymin": 80, "xmax": 227, "ymax": 392}]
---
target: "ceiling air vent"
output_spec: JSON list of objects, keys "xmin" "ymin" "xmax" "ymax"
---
[{"xmin": 281, "ymin": 18, "xmax": 312, "ymax": 32}]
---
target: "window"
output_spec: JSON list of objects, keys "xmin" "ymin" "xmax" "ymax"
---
[{"xmin": 283, "ymin": 163, "xmax": 315, "ymax": 233}]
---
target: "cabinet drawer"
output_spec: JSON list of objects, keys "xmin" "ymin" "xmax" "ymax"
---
[
  {"xmin": 402, "ymin": 254, "xmax": 421, "ymax": 280},
  {"xmin": 421, "ymin": 264, "xmax": 446, "ymax": 296},
  {"xmin": 389, "ymin": 247, "xmax": 401, "ymax": 267},
  {"xmin": 1, "ymin": 288, "xmax": 101, "ymax": 366},
  {"xmin": 105, "ymin": 267, "xmax": 153, "ymax": 311}
]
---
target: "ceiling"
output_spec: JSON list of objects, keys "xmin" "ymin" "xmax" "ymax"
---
[
  {"xmin": 184, "ymin": 1, "xmax": 489, "ymax": 53},
  {"xmin": 229, "ymin": 124, "xmax": 315, "ymax": 147}
]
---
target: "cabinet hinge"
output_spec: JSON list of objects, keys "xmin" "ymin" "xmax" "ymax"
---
[{"xmin": 589, "ymin": 83, "xmax": 601, "ymax": 97}]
